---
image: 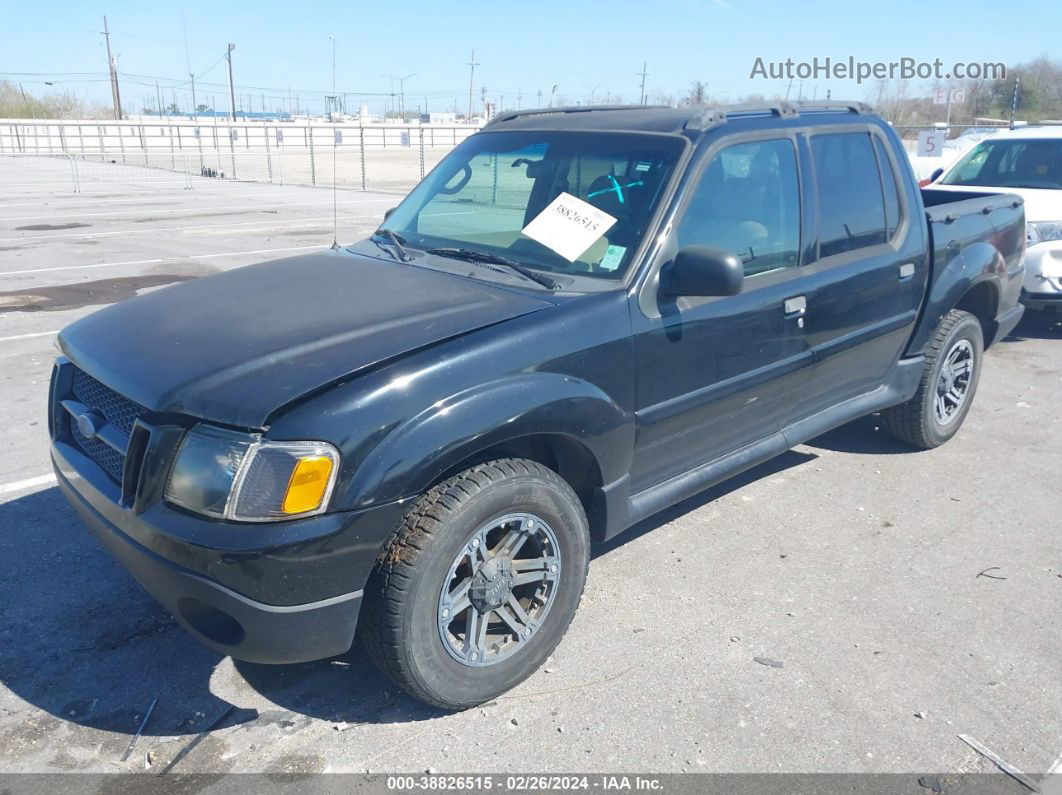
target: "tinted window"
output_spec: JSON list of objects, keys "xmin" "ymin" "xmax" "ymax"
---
[
  {"xmin": 812, "ymin": 132, "xmax": 886, "ymax": 257},
  {"xmin": 677, "ymin": 138, "xmax": 800, "ymax": 276},
  {"xmin": 873, "ymin": 136, "xmax": 901, "ymax": 238},
  {"xmin": 940, "ymin": 138, "xmax": 1062, "ymax": 190}
]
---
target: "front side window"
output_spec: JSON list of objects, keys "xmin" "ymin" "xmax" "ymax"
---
[
  {"xmin": 676, "ymin": 138, "xmax": 801, "ymax": 277},
  {"xmin": 811, "ymin": 132, "xmax": 887, "ymax": 258},
  {"xmin": 382, "ymin": 131, "xmax": 685, "ymax": 282}
]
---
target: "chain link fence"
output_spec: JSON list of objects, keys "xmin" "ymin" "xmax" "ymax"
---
[{"xmin": 0, "ymin": 119, "xmax": 478, "ymax": 194}]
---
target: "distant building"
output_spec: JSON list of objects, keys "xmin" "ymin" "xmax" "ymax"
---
[{"xmin": 420, "ymin": 112, "xmax": 457, "ymax": 125}]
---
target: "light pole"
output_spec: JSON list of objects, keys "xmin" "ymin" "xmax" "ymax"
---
[
  {"xmin": 587, "ymin": 84, "xmax": 601, "ymax": 104},
  {"xmin": 329, "ymin": 35, "xmax": 337, "ymax": 121},
  {"xmin": 226, "ymin": 43, "xmax": 237, "ymax": 121},
  {"xmin": 549, "ymin": 84, "xmax": 558, "ymax": 108},
  {"xmin": 381, "ymin": 74, "xmax": 395, "ymax": 119}
]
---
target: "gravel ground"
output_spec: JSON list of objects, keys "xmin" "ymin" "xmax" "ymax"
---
[{"xmin": 0, "ymin": 167, "xmax": 1059, "ymax": 782}]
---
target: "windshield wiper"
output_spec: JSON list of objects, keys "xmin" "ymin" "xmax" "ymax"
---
[
  {"xmin": 371, "ymin": 229, "xmax": 412, "ymax": 262},
  {"xmin": 426, "ymin": 247, "xmax": 559, "ymax": 290}
]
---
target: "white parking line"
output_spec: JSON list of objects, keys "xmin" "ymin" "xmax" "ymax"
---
[
  {"xmin": 0, "ymin": 189, "xmax": 319, "ymax": 209},
  {"xmin": 0, "ymin": 473, "xmax": 56, "ymax": 497},
  {"xmin": 0, "ymin": 243, "xmax": 333, "ymax": 276},
  {"xmin": 1047, "ymin": 749, "xmax": 1062, "ymax": 775},
  {"xmin": 0, "ymin": 330, "xmax": 59, "ymax": 343},
  {"xmin": 0, "ymin": 215, "xmax": 362, "ymax": 243},
  {"xmin": 0, "ymin": 197, "xmax": 391, "ymax": 223}
]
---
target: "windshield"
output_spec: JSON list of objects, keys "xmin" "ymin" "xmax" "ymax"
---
[
  {"xmin": 941, "ymin": 138, "xmax": 1062, "ymax": 190},
  {"xmin": 380, "ymin": 130, "xmax": 686, "ymax": 282}
]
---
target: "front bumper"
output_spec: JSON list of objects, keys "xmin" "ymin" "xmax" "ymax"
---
[
  {"xmin": 1020, "ymin": 290, "xmax": 1062, "ymax": 310},
  {"xmin": 1021, "ymin": 243, "xmax": 1062, "ymax": 309},
  {"xmin": 52, "ymin": 440, "xmax": 407, "ymax": 664}
]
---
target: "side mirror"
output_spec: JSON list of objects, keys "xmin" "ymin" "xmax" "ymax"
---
[
  {"xmin": 384, "ymin": 206, "xmax": 397, "ymax": 221},
  {"xmin": 661, "ymin": 246, "xmax": 744, "ymax": 298},
  {"xmin": 929, "ymin": 167, "xmax": 944, "ymax": 183}
]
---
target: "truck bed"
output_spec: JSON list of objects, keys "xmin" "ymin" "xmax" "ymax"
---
[{"xmin": 921, "ymin": 186, "xmax": 1025, "ymax": 276}]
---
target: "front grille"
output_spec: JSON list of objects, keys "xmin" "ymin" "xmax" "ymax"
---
[
  {"xmin": 71, "ymin": 368, "xmax": 147, "ymax": 436},
  {"xmin": 71, "ymin": 422, "xmax": 126, "ymax": 482},
  {"xmin": 66, "ymin": 367, "xmax": 149, "ymax": 483}
]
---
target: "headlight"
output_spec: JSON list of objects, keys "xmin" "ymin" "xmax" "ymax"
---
[
  {"xmin": 165, "ymin": 424, "xmax": 339, "ymax": 522},
  {"xmin": 1027, "ymin": 221, "xmax": 1062, "ymax": 247}
]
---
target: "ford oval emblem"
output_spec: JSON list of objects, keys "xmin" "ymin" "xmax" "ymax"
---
[{"xmin": 75, "ymin": 411, "xmax": 104, "ymax": 440}]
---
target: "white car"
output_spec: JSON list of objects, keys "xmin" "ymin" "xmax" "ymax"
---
[{"xmin": 929, "ymin": 126, "xmax": 1062, "ymax": 311}]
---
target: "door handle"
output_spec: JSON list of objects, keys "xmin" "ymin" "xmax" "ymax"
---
[
  {"xmin": 899, "ymin": 263, "xmax": 916, "ymax": 280},
  {"xmin": 784, "ymin": 295, "xmax": 807, "ymax": 316}
]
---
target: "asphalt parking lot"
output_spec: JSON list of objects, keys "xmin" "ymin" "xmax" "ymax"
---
[{"xmin": 1, "ymin": 161, "xmax": 1060, "ymax": 781}]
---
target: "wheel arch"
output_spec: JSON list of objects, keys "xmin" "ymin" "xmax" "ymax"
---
[
  {"xmin": 953, "ymin": 278, "xmax": 999, "ymax": 348},
  {"xmin": 907, "ymin": 241, "xmax": 1005, "ymax": 355},
  {"xmin": 340, "ymin": 372, "xmax": 635, "ymax": 540}
]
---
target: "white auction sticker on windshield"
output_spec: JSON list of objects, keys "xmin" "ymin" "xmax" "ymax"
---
[{"xmin": 520, "ymin": 192, "xmax": 617, "ymax": 262}]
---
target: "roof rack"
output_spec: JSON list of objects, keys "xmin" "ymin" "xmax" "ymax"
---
[
  {"xmin": 483, "ymin": 104, "xmax": 669, "ymax": 128},
  {"xmin": 687, "ymin": 100, "xmax": 871, "ymax": 131}
]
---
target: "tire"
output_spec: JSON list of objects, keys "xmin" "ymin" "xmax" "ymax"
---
[
  {"xmin": 359, "ymin": 458, "xmax": 590, "ymax": 710},
  {"xmin": 880, "ymin": 309, "xmax": 983, "ymax": 449}
]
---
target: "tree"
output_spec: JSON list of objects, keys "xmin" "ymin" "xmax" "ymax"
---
[
  {"xmin": 686, "ymin": 81, "xmax": 709, "ymax": 107},
  {"xmin": 195, "ymin": 104, "xmax": 210, "ymax": 114},
  {"xmin": 167, "ymin": 102, "xmax": 180, "ymax": 114}
]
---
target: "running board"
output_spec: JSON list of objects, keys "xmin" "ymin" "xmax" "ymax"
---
[{"xmin": 621, "ymin": 355, "xmax": 925, "ymax": 531}]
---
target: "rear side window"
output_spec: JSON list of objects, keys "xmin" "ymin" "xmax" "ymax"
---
[
  {"xmin": 677, "ymin": 138, "xmax": 801, "ymax": 276},
  {"xmin": 873, "ymin": 136, "xmax": 902, "ymax": 239},
  {"xmin": 811, "ymin": 132, "xmax": 887, "ymax": 257}
]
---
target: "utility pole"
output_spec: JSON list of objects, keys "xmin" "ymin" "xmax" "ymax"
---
[
  {"xmin": 1009, "ymin": 77, "xmax": 1020, "ymax": 130},
  {"xmin": 466, "ymin": 50, "xmax": 479, "ymax": 120},
  {"xmin": 226, "ymin": 43, "xmax": 237, "ymax": 121},
  {"xmin": 156, "ymin": 81, "xmax": 164, "ymax": 119},
  {"xmin": 399, "ymin": 74, "xmax": 414, "ymax": 121},
  {"xmin": 638, "ymin": 62, "xmax": 649, "ymax": 105},
  {"xmin": 190, "ymin": 73, "xmax": 198, "ymax": 120},
  {"xmin": 102, "ymin": 16, "xmax": 122, "ymax": 119}
]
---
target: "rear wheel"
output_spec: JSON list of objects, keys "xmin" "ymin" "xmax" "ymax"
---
[
  {"xmin": 880, "ymin": 309, "xmax": 983, "ymax": 449},
  {"xmin": 359, "ymin": 458, "xmax": 590, "ymax": 710}
]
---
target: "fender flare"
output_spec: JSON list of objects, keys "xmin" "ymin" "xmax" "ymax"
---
[
  {"xmin": 907, "ymin": 241, "xmax": 1002, "ymax": 355},
  {"xmin": 342, "ymin": 372, "xmax": 635, "ymax": 509}
]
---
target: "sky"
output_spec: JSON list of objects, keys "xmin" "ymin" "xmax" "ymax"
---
[{"xmin": 2, "ymin": 0, "xmax": 1059, "ymax": 117}]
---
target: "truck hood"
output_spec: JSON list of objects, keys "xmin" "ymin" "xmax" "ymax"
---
[{"xmin": 58, "ymin": 249, "xmax": 553, "ymax": 428}]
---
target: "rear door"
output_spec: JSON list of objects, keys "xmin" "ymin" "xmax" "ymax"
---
[{"xmin": 786, "ymin": 128, "xmax": 927, "ymax": 420}]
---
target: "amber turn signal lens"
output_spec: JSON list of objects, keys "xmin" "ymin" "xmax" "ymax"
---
[{"xmin": 281, "ymin": 456, "xmax": 335, "ymax": 514}]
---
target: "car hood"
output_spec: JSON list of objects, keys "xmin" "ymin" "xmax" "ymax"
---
[{"xmin": 58, "ymin": 249, "xmax": 553, "ymax": 428}]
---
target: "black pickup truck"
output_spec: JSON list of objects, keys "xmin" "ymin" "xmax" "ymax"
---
[{"xmin": 51, "ymin": 102, "xmax": 1025, "ymax": 709}]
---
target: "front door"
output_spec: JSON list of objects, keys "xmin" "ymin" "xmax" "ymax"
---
[{"xmin": 629, "ymin": 135, "xmax": 812, "ymax": 492}]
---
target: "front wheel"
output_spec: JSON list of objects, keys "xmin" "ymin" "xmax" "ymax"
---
[
  {"xmin": 880, "ymin": 309, "xmax": 983, "ymax": 449},
  {"xmin": 359, "ymin": 458, "xmax": 590, "ymax": 710}
]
